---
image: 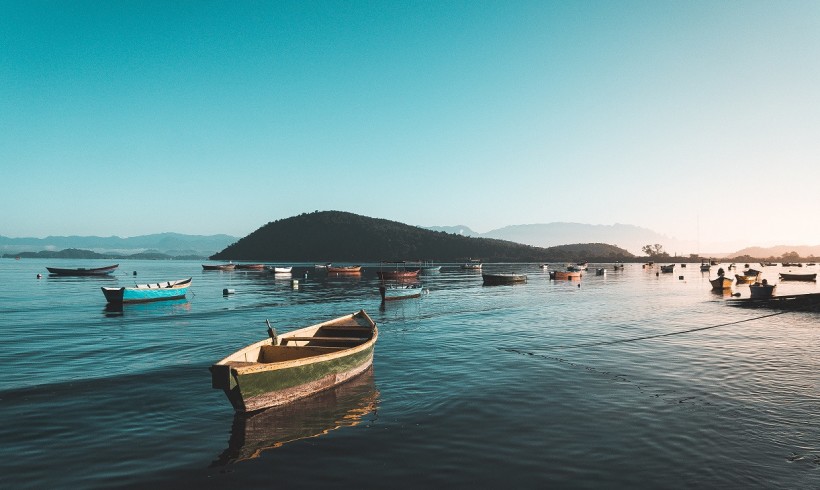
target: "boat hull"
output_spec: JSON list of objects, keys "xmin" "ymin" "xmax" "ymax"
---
[
  {"xmin": 101, "ymin": 278, "xmax": 191, "ymax": 304},
  {"xmin": 46, "ymin": 264, "xmax": 118, "ymax": 276},
  {"xmin": 710, "ymin": 276, "xmax": 733, "ymax": 290},
  {"xmin": 779, "ymin": 273, "xmax": 817, "ymax": 281},
  {"xmin": 550, "ymin": 271, "xmax": 581, "ymax": 280},
  {"xmin": 376, "ymin": 270, "xmax": 420, "ymax": 280},
  {"xmin": 379, "ymin": 285, "xmax": 423, "ymax": 301},
  {"xmin": 482, "ymin": 273, "xmax": 527, "ymax": 285},
  {"xmin": 211, "ymin": 310, "xmax": 377, "ymax": 413}
]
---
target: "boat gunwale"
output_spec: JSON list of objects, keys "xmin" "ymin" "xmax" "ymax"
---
[{"xmin": 215, "ymin": 311, "xmax": 377, "ymax": 375}]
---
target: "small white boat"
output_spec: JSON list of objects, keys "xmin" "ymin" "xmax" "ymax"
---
[{"xmin": 269, "ymin": 266, "xmax": 293, "ymax": 274}]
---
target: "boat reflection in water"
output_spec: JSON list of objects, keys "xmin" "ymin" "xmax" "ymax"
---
[
  {"xmin": 211, "ymin": 367, "xmax": 379, "ymax": 466},
  {"xmin": 103, "ymin": 298, "xmax": 191, "ymax": 317}
]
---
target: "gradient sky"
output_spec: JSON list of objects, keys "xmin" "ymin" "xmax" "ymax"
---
[{"xmin": 3, "ymin": 1, "xmax": 819, "ymax": 251}]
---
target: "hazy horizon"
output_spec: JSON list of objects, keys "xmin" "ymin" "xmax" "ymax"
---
[{"xmin": 4, "ymin": 2, "xmax": 819, "ymax": 250}]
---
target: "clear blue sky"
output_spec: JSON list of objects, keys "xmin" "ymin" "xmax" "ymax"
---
[{"xmin": 3, "ymin": 1, "xmax": 819, "ymax": 251}]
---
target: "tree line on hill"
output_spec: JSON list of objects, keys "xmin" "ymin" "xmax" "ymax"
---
[{"xmin": 3, "ymin": 249, "xmax": 206, "ymax": 260}]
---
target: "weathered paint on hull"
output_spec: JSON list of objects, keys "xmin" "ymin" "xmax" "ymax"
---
[{"xmin": 225, "ymin": 344, "xmax": 375, "ymax": 412}]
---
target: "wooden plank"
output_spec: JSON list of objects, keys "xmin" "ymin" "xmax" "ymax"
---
[{"xmin": 281, "ymin": 336, "xmax": 369, "ymax": 344}]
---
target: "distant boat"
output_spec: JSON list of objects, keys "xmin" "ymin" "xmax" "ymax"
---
[
  {"xmin": 46, "ymin": 264, "xmax": 119, "ymax": 276},
  {"xmin": 235, "ymin": 264, "xmax": 266, "ymax": 270},
  {"xmin": 567, "ymin": 264, "xmax": 583, "ymax": 272},
  {"xmin": 379, "ymin": 283, "xmax": 424, "ymax": 301},
  {"xmin": 779, "ymin": 272, "xmax": 817, "ymax": 281},
  {"xmin": 327, "ymin": 265, "xmax": 362, "ymax": 274},
  {"xmin": 710, "ymin": 276, "xmax": 733, "ymax": 290},
  {"xmin": 101, "ymin": 278, "xmax": 192, "ymax": 304},
  {"xmin": 576, "ymin": 262, "xmax": 589, "ymax": 271},
  {"xmin": 595, "ymin": 268, "xmax": 606, "ymax": 276},
  {"xmin": 461, "ymin": 260, "xmax": 482, "ymax": 270},
  {"xmin": 660, "ymin": 264, "xmax": 675, "ymax": 273},
  {"xmin": 202, "ymin": 263, "xmax": 235, "ymax": 271},
  {"xmin": 314, "ymin": 263, "xmax": 332, "ymax": 269},
  {"xmin": 734, "ymin": 274, "xmax": 758, "ymax": 285},
  {"xmin": 539, "ymin": 264, "xmax": 549, "ymax": 270},
  {"xmin": 269, "ymin": 266, "xmax": 293, "ymax": 274},
  {"xmin": 699, "ymin": 260, "xmax": 711, "ymax": 272},
  {"xmin": 550, "ymin": 270, "xmax": 581, "ymax": 280},
  {"xmin": 377, "ymin": 269, "xmax": 420, "ymax": 280},
  {"xmin": 210, "ymin": 310, "xmax": 378, "ymax": 412},
  {"xmin": 482, "ymin": 273, "xmax": 527, "ymax": 285},
  {"xmin": 613, "ymin": 263, "xmax": 625, "ymax": 270}
]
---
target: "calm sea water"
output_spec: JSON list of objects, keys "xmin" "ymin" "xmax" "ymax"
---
[{"xmin": 1, "ymin": 259, "xmax": 818, "ymax": 489}]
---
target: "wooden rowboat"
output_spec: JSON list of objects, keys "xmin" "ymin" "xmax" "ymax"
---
[
  {"xmin": 710, "ymin": 276, "xmax": 733, "ymax": 290},
  {"xmin": 482, "ymin": 273, "xmax": 527, "ymax": 285},
  {"xmin": 379, "ymin": 284, "xmax": 424, "ymax": 301},
  {"xmin": 235, "ymin": 264, "xmax": 266, "ymax": 270},
  {"xmin": 269, "ymin": 266, "xmax": 293, "ymax": 274},
  {"xmin": 327, "ymin": 265, "xmax": 362, "ymax": 274},
  {"xmin": 734, "ymin": 274, "xmax": 758, "ymax": 284},
  {"xmin": 550, "ymin": 270, "xmax": 581, "ymax": 280},
  {"xmin": 779, "ymin": 272, "xmax": 817, "ymax": 281},
  {"xmin": 376, "ymin": 269, "xmax": 421, "ymax": 280},
  {"xmin": 202, "ymin": 263, "xmax": 236, "ymax": 271},
  {"xmin": 660, "ymin": 264, "xmax": 675, "ymax": 273},
  {"xmin": 210, "ymin": 310, "xmax": 378, "ymax": 412},
  {"xmin": 101, "ymin": 278, "xmax": 192, "ymax": 304},
  {"xmin": 46, "ymin": 264, "xmax": 119, "ymax": 276}
]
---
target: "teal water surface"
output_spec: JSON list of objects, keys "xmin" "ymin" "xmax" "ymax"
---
[{"xmin": 1, "ymin": 259, "xmax": 818, "ymax": 488}]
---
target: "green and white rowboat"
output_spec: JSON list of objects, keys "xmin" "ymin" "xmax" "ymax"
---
[{"xmin": 210, "ymin": 310, "xmax": 378, "ymax": 412}]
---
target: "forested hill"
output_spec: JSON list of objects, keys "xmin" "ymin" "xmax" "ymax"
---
[{"xmin": 211, "ymin": 211, "xmax": 635, "ymax": 262}]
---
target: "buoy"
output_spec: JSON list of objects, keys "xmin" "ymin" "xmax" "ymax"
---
[
  {"xmin": 133, "ymin": 271, "xmax": 137, "ymax": 276},
  {"xmin": 223, "ymin": 288, "xmax": 235, "ymax": 296},
  {"xmin": 291, "ymin": 279, "xmax": 299, "ymax": 289},
  {"xmin": 36, "ymin": 273, "xmax": 42, "ymax": 279},
  {"xmin": 679, "ymin": 276, "xmax": 684, "ymax": 280}
]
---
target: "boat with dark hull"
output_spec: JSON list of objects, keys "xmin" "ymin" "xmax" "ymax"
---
[
  {"xmin": 101, "ymin": 278, "xmax": 192, "ymax": 304},
  {"xmin": 202, "ymin": 263, "xmax": 236, "ymax": 271},
  {"xmin": 211, "ymin": 310, "xmax": 377, "ymax": 413},
  {"xmin": 46, "ymin": 264, "xmax": 119, "ymax": 276},
  {"xmin": 734, "ymin": 274, "xmax": 759, "ymax": 284},
  {"xmin": 660, "ymin": 264, "xmax": 675, "ymax": 273},
  {"xmin": 727, "ymin": 291, "xmax": 820, "ymax": 311},
  {"xmin": 779, "ymin": 272, "xmax": 817, "ymax": 282},
  {"xmin": 482, "ymin": 273, "xmax": 527, "ymax": 285},
  {"xmin": 709, "ymin": 276, "xmax": 733, "ymax": 290},
  {"xmin": 235, "ymin": 264, "xmax": 266, "ymax": 271}
]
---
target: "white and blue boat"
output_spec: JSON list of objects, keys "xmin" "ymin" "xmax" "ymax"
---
[{"xmin": 101, "ymin": 278, "xmax": 192, "ymax": 304}]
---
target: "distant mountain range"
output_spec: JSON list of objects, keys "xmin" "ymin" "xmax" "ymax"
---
[
  {"xmin": 0, "ymin": 233, "xmax": 238, "ymax": 257},
  {"xmin": 426, "ymin": 222, "xmax": 680, "ymax": 256},
  {"xmin": 4, "ymin": 218, "xmax": 817, "ymax": 260}
]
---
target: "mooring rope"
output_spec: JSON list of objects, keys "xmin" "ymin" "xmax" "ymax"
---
[{"xmin": 515, "ymin": 310, "xmax": 791, "ymax": 351}]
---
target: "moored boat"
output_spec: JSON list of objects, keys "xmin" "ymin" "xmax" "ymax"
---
[
  {"xmin": 699, "ymin": 259, "xmax": 711, "ymax": 272},
  {"xmin": 779, "ymin": 272, "xmax": 816, "ymax": 281},
  {"xmin": 203, "ymin": 263, "xmax": 236, "ymax": 271},
  {"xmin": 376, "ymin": 262, "xmax": 421, "ymax": 280},
  {"xmin": 101, "ymin": 278, "xmax": 192, "ymax": 304},
  {"xmin": 550, "ymin": 270, "xmax": 581, "ymax": 280},
  {"xmin": 595, "ymin": 268, "xmax": 606, "ymax": 276},
  {"xmin": 235, "ymin": 264, "xmax": 266, "ymax": 270},
  {"xmin": 210, "ymin": 310, "xmax": 378, "ymax": 413},
  {"xmin": 46, "ymin": 264, "xmax": 119, "ymax": 276},
  {"xmin": 327, "ymin": 265, "xmax": 362, "ymax": 274},
  {"xmin": 461, "ymin": 260, "xmax": 483, "ymax": 270},
  {"xmin": 727, "ymin": 290, "xmax": 820, "ymax": 311},
  {"xmin": 482, "ymin": 273, "xmax": 527, "ymax": 285},
  {"xmin": 734, "ymin": 274, "xmax": 758, "ymax": 284},
  {"xmin": 709, "ymin": 276, "xmax": 733, "ymax": 290},
  {"xmin": 379, "ymin": 283, "xmax": 424, "ymax": 301},
  {"xmin": 749, "ymin": 281, "xmax": 776, "ymax": 299},
  {"xmin": 660, "ymin": 264, "xmax": 675, "ymax": 273},
  {"xmin": 268, "ymin": 266, "xmax": 293, "ymax": 274}
]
